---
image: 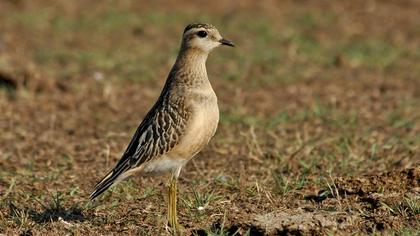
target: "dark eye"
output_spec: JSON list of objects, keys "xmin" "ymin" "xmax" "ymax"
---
[{"xmin": 197, "ymin": 31, "xmax": 207, "ymax": 38}]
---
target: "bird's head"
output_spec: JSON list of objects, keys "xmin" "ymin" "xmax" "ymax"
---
[{"xmin": 181, "ymin": 23, "xmax": 235, "ymax": 53}]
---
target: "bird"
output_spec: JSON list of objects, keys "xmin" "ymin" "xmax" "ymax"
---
[{"xmin": 90, "ymin": 23, "xmax": 234, "ymax": 233}]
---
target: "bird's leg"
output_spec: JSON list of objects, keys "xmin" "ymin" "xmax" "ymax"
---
[{"xmin": 167, "ymin": 173, "xmax": 178, "ymax": 233}]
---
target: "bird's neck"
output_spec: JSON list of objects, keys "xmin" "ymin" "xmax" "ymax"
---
[{"xmin": 171, "ymin": 48, "xmax": 209, "ymax": 84}]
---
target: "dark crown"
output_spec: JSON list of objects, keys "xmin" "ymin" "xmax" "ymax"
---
[{"xmin": 183, "ymin": 23, "xmax": 215, "ymax": 34}]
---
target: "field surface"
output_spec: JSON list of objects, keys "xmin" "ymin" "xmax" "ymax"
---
[{"xmin": 0, "ymin": 0, "xmax": 419, "ymax": 235}]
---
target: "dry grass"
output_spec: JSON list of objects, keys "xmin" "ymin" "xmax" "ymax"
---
[{"xmin": 0, "ymin": 0, "xmax": 419, "ymax": 235}]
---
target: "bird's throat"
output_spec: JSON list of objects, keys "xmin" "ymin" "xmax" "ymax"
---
[
  {"xmin": 176, "ymin": 48, "xmax": 208, "ymax": 68},
  {"xmin": 172, "ymin": 49, "xmax": 209, "ymax": 84}
]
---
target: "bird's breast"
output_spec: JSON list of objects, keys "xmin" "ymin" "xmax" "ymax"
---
[{"xmin": 170, "ymin": 87, "xmax": 219, "ymax": 160}]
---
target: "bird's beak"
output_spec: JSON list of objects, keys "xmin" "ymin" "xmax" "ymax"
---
[{"xmin": 219, "ymin": 38, "xmax": 235, "ymax": 47}]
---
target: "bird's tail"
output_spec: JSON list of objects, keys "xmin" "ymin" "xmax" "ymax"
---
[{"xmin": 90, "ymin": 163, "xmax": 130, "ymax": 200}]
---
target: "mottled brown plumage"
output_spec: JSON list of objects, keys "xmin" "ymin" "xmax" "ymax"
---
[{"xmin": 90, "ymin": 23, "xmax": 234, "ymax": 232}]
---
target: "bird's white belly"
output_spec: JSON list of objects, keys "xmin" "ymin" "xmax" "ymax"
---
[{"xmin": 141, "ymin": 157, "xmax": 188, "ymax": 175}]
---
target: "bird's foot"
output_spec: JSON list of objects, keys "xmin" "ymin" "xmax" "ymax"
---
[{"xmin": 166, "ymin": 221, "xmax": 185, "ymax": 236}]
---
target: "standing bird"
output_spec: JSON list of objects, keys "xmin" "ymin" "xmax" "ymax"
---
[{"xmin": 90, "ymin": 23, "xmax": 234, "ymax": 232}]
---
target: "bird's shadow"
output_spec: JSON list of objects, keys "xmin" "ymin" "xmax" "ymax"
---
[
  {"xmin": 9, "ymin": 195, "xmax": 86, "ymax": 224},
  {"xmin": 28, "ymin": 205, "xmax": 85, "ymax": 224},
  {"xmin": 303, "ymin": 189, "xmax": 332, "ymax": 203},
  {"xmin": 192, "ymin": 220, "xmax": 265, "ymax": 236}
]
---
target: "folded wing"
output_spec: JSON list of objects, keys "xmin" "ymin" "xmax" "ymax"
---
[{"xmin": 90, "ymin": 95, "xmax": 190, "ymax": 200}]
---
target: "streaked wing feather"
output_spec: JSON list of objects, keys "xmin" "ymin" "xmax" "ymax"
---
[
  {"xmin": 130, "ymin": 104, "xmax": 187, "ymax": 166},
  {"xmin": 90, "ymin": 82, "xmax": 190, "ymax": 200},
  {"xmin": 115, "ymin": 94, "xmax": 189, "ymax": 171}
]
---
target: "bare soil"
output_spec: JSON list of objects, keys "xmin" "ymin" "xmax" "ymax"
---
[{"xmin": 0, "ymin": 0, "xmax": 419, "ymax": 235}]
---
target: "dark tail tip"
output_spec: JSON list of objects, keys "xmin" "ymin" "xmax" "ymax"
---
[
  {"xmin": 90, "ymin": 188, "xmax": 105, "ymax": 200},
  {"xmin": 89, "ymin": 162, "xmax": 129, "ymax": 200}
]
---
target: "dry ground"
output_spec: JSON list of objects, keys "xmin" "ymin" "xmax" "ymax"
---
[{"xmin": 0, "ymin": 0, "xmax": 419, "ymax": 235}]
